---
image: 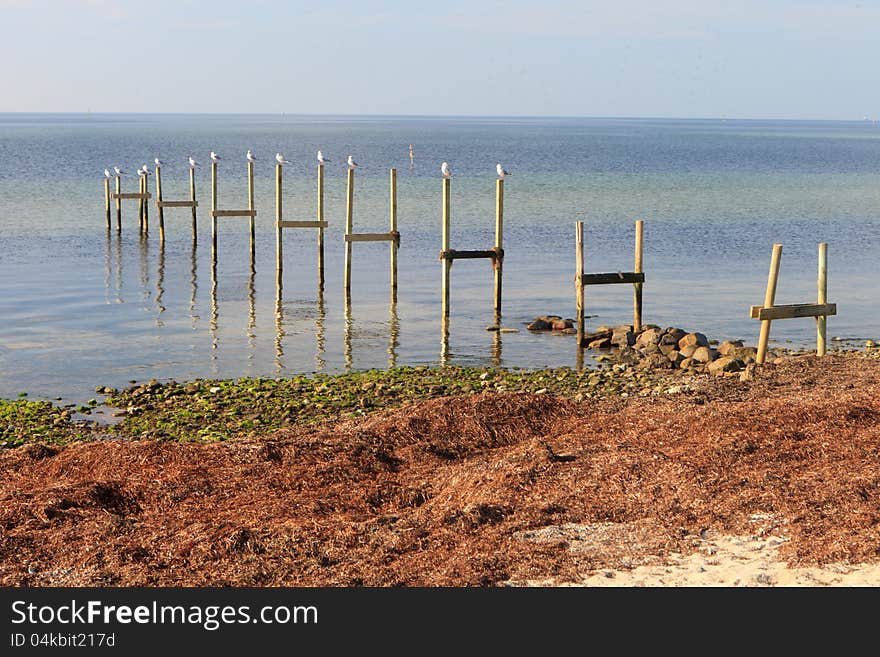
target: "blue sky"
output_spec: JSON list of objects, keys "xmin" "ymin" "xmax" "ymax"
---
[{"xmin": 1, "ymin": 0, "xmax": 878, "ymax": 119}]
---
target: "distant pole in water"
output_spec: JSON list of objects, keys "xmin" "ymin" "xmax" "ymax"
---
[
  {"xmin": 494, "ymin": 178, "xmax": 504, "ymax": 317},
  {"xmin": 390, "ymin": 168, "xmax": 398, "ymax": 298},
  {"xmin": 142, "ymin": 172, "xmax": 149, "ymax": 234},
  {"xmin": 190, "ymin": 166, "xmax": 197, "ymax": 242},
  {"xmin": 115, "ymin": 175, "xmax": 121, "ymax": 231},
  {"xmin": 104, "ymin": 177, "xmax": 111, "ymax": 229},
  {"xmin": 275, "ymin": 162, "xmax": 283, "ymax": 289},
  {"xmin": 633, "ymin": 220, "xmax": 644, "ymax": 332},
  {"xmin": 317, "ymin": 163, "xmax": 325, "ymax": 285},
  {"xmin": 211, "ymin": 161, "xmax": 218, "ymax": 251},
  {"xmin": 344, "ymin": 166, "xmax": 355, "ymax": 294},
  {"xmin": 441, "ymin": 177, "xmax": 451, "ymax": 318},
  {"xmin": 156, "ymin": 165, "xmax": 165, "ymax": 243},
  {"xmin": 817, "ymin": 242, "xmax": 828, "ymax": 357},
  {"xmin": 248, "ymin": 159, "xmax": 255, "ymax": 263}
]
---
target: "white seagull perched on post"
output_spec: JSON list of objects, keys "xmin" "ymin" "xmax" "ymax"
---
[
  {"xmin": 317, "ymin": 150, "xmax": 330, "ymax": 165},
  {"xmin": 139, "ymin": 165, "xmax": 151, "ymax": 177},
  {"xmin": 104, "ymin": 168, "xmax": 112, "ymax": 179},
  {"xmin": 114, "ymin": 166, "xmax": 125, "ymax": 177},
  {"xmin": 246, "ymin": 149, "xmax": 256, "ymax": 163},
  {"xmin": 210, "ymin": 151, "xmax": 221, "ymax": 164},
  {"xmin": 275, "ymin": 153, "xmax": 290, "ymax": 166},
  {"xmin": 188, "ymin": 156, "xmax": 199, "ymax": 169},
  {"xmin": 154, "ymin": 157, "xmax": 165, "ymax": 168},
  {"xmin": 347, "ymin": 154, "xmax": 359, "ymax": 169},
  {"xmin": 441, "ymin": 161, "xmax": 452, "ymax": 178},
  {"xmin": 496, "ymin": 163, "xmax": 510, "ymax": 179}
]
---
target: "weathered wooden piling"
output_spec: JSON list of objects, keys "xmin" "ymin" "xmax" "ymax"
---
[
  {"xmin": 317, "ymin": 163, "xmax": 325, "ymax": 284},
  {"xmin": 211, "ymin": 161, "xmax": 218, "ymax": 250},
  {"xmin": 755, "ymin": 244, "xmax": 782, "ymax": 364},
  {"xmin": 275, "ymin": 162, "xmax": 283, "ymax": 288},
  {"xmin": 817, "ymin": 243, "xmax": 828, "ymax": 356},
  {"xmin": 155, "ymin": 165, "xmax": 165, "ymax": 242},
  {"xmin": 574, "ymin": 220, "xmax": 646, "ymax": 340},
  {"xmin": 190, "ymin": 167, "xmax": 197, "ymax": 242},
  {"xmin": 494, "ymin": 178, "xmax": 504, "ymax": 315},
  {"xmin": 441, "ymin": 178, "xmax": 451, "ymax": 318},
  {"xmin": 248, "ymin": 160, "xmax": 255, "ymax": 261},
  {"xmin": 342, "ymin": 168, "xmax": 400, "ymax": 299},
  {"xmin": 210, "ymin": 159, "xmax": 256, "ymax": 255},
  {"xmin": 274, "ymin": 162, "xmax": 328, "ymax": 288},
  {"xmin": 115, "ymin": 175, "xmax": 121, "ymax": 230},
  {"xmin": 104, "ymin": 178, "xmax": 111, "ymax": 229},
  {"xmin": 142, "ymin": 174, "xmax": 149, "ymax": 233},
  {"xmin": 750, "ymin": 242, "xmax": 835, "ymax": 364},
  {"xmin": 344, "ymin": 167, "xmax": 355, "ymax": 293}
]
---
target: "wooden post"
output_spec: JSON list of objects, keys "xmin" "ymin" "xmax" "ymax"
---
[
  {"xmin": 494, "ymin": 178, "xmax": 504, "ymax": 316},
  {"xmin": 441, "ymin": 177, "xmax": 451, "ymax": 318},
  {"xmin": 211, "ymin": 161, "xmax": 217, "ymax": 251},
  {"xmin": 275, "ymin": 163, "xmax": 283, "ymax": 286},
  {"xmin": 633, "ymin": 219, "xmax": 644, "ymax": 331},
  {"xmin": 104, "ymin": 178, "xmax": 111, "ymax": 229},
  {"xmin": 344, "ymin": 167, "xmax": 354, "ymax": 293},
  {"xmin": 115, "ymin": 175, "xmax": 121, "ymax": 231},
  {"xmin": 317, "ymin": 163, "xmax": 325, "ymax": 285},
  {"xmin": 156, "ymin": 165, "xmax": 165, "ymax": 243},
  {"xmin": 189, "ymin": 167, "xmax": 197, "ymax": 243},
  {"xmin": 756, "ymin": 243, "xmax": 783, "ymax": 364},
  {"xmin": 247, "ymin": 160, "xmax": 255, "ymax": 261},
  {"xmin": 142, "ymin": 174, "xmax": 149, "ymax": 233},
  {"xmin": 138, "ymin": 175, "xmax": 144, "ymax": 233},
  {"xmin": 575, "ymin": 221, "xmax": 585, "ymax": 344},
  {"xmin": 817, "ymin": 242, "xmax": 828, "ymax": 357},
  {"xmin": 390, "ymin": 168, "xmax": 398, "ymax": 298}
]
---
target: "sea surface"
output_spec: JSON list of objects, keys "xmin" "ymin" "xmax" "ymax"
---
[{"xmin": 1, "ymin": 113, "xmax": 879, "ymax": 405}]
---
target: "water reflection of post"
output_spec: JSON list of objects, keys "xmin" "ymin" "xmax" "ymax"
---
[
  {"xmin": 114, "ymin": 228, "xmax": 123, "ymax": 302},
  {"xmin": 104, "ymin": 228, "xmax": 112, "ymax": 304},
  {"xmin": 388, "ymin": 295, "xmax": 400, "ymax": 368},
  {"xmin": 247, "ymin": 250, "xmax": 256, "ymax": 360},
  {"xmin": 156, "ymin": 239, "xmax": 166, "ymax": 326},
  {"xmin": 440, "ymin": 315, "xmax": 450, "ymax": 366},
  {"xmin": 490, "ymin": 312, "xmax": 501, "ymax": 367},
  {"xmin": 274, "ymin": 282, "xmax": 285, "ymax": 372},
  {"xmin": 189, "ymin": 238, "xmax": 198, "ymax": 328},
  {"xmin": 343, "ymin": 294, "xmax": 353, "ymax": 370},
  {"xmin": 138, "ymin": 231, "xmax": 150, "ymax": 305},
  {"xmin": 315, "ymin": 283, "xmax": 326, "ymax": 372},
  {"xmin": 210, "ymin": 241, "xmax": 218, "ymax": 356}
]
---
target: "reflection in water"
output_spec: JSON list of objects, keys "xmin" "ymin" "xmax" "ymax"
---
[
  {"xmin": 343, "ymin": 293, "xmax": 353, "ymax": 369},
  {"xmin": 274, "ymin": 280, "xmax": 285, "ymax": 371},
  {"xmin": 388, "ymin": 297, "xmax": 399, "ymax": 368},
  {"xmin": 114, "ymin": 230, "xmax": 122, "ymax": 301},
  {"xmin": 490, "ymin": 313, "xmax": 502, "ymax": 367},
  {"xmin": 104, "ymin": 229, "xmax": 112, "ymax": 304},
  {"xmin": 440, "ymin": 316, "xmax": 450, "ymax": 366},
  {"xmin": 314, "ymin": 283, "xmax": 326, "ymax": 372},
  {"xmin": 155, "ymin": 240, "xmax": 166, "ymax": 326},
  {"xmin": 138, "ymin": 233, "xmax": 150, "ymax": 308},
  {"xmin": 246, "ymin": 255, "xmax": 256, "ymax": 360},
  {"xmin": 210, "ymin": 246, "xmax": 218, "ymax": 356},
  {"xmin": 189, "ymin": 239, "xmax": 198, "ymax": 328}
]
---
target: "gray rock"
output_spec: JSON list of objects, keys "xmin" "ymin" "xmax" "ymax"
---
[
  {"xmin": 611, "ymin": 329, "xmax": 635, "ymax": 348},
  {"xmin": 587, "ymin": 337, "xmax": 612, "ymax": 349},
  {"xmin": 707, "ymin": 356, "xmax": 743, "ymax": 376},
  {"xmin": 692, "ymin": 346, "xmax": 717, "ymax": 363},
  {"xmin": 636, "ymin": 327, "xmax": 663, "ymax": 346},
  {"xmin": 717, "ymin": 340, "xmax": 744, "ymax": 356},
  {"xmin": 678, "ymin": 332, "xmax": 709, "ymax": 350},
  {"xmin": 527, "ymin": 319, "xmax": 552, "ymax": 331}
]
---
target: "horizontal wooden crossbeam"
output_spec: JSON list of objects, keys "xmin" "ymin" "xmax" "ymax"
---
[
  {"xmin": 211, "ymin": 210, "xmax": 256, "ymax": 217},
  {"xmin": 439, "ymin": 248, "xmax": 503, "ymax": 261},
  {"xmin": 346, "ymin": 232, "xmax": 396, "ymax": 243},
  {"xmin": 750, "ymin": 303, "xmax": 837, "ymax": 321},
  {"xmin": 581, "ymin": 272, "xmax": 645, "ymax": 285},
  {"xmin": 279, "ymin": 220, "xmax": 328, "ymax": 229},
  {"xmin": 111, "ymin": 193, "xmax": 151, "ymax": 200},
  {"xmin": 158, "ymin": 200, "xmax": 197, "ymax": 208}
]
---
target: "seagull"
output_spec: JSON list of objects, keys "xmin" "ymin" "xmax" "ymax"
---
[
  {"xmin": 104, "ymin": 168, "xmax": 112, "ymax": 179},
  {"xmin": 275, "ymin": 153, "xmax": 290, "ymax": 166},
  {"xmin": 317, "ymin": 150, "xmax": 330, "ymax": 165},
  {"xmin": 114, "ymin": 166, "xmax": 125, "ymax": 177},
  {"xmin": 188, "ymin": 156, "xmax": 199, "ymax": 169},
  {"xmin": 154, "ymin": 157, "xmax": 165, "ymax": 167},
  {"xmin": 347, "ymin": 154, "xmax": 359, "ymax": 169},
  {"xmin": 441, "ymin": 161, "xmax": 451, "ymax": 178},
  {"xmin": 210, "ymin": 151, "xmax": 221, "ymax": 164},
  {"xmin": 246, "ymin": 149, "xmax": 256, "ymax": 163},
  {"xmin": 140, "ymin": 165, "xmax": 151, "ymax": 176},
  {"xmin": 496, "ymin": 163, "xmax": 511, "ymax": 178}
]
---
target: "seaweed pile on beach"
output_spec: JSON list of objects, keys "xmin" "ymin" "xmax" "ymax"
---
[{"xmin": 2, "ymin": 352, "xmax": 880, "ymax": 586}]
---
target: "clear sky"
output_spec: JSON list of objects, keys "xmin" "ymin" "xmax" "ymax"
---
[{"xmin": 1, "ymin": 0, "xmax": 878, "ymax": 119}]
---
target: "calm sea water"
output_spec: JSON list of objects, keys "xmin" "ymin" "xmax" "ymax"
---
[{"xmin": 1, "ymin": 113, "xmax": 879, "ymax": 405}]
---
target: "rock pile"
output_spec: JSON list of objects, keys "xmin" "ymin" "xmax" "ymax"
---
[
  {"xmin": 527, "ymin": 315, "xmax": 577, "ymax": 334},
  {"xmin": 583, "ymin": 324, "xmax": 757, "ymax": 376}
]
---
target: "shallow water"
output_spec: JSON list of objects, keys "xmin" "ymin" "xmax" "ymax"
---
[{"xmin": 1, "ymin": 114, "xmax": 879, "ymax": 404}]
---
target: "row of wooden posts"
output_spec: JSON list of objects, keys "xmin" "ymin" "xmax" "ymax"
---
[
  {"xmin": 104, "ymin": 168, "xmax": 833, "ymax": 362},
  {"xmin": 104, "ymin": 163, "xmax": 504, "ymax": 316}
]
